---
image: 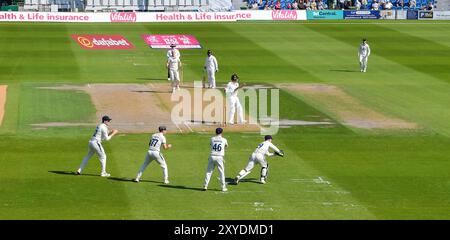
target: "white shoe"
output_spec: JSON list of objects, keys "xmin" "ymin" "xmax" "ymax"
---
[
  {"xmin": 238, "ymin": 120, "xmax": 247, "ymax": 124},
  {"xmin": 101, "ymin": 172, "xmax": 110, "ymax": 177},
  {"xmin": 164, "ymin": 179, "xmax": 170, "ymax": 184},
  {"xmin": 168, "ymin": 78, "xmax": 171, "ymax": 81},
  {"xmin": 133, "ymin": 178, "xmax": 140, "ymax": 183},
  {"xmin": 202, "ymin": 186, "xmax": 207, "ymax": 191},
  {"xmin": 234, "ymin": 177, "xmax": 240, "ymax": 185},
  {"xmin": 222, "ymin": 188, "xmax": 228, "ymax": 192},
  {"xmin": 75, "ymin": 170, "xmax": 81, "ymax": 175},
  {"xmin": 172, "ymin": 87, "xmax": 176, "ymax": 93},
  {"xmin": 260, "ymin": 179, "xmax": 266, "ymax": 184},
  {"xmin": 363, "ymin": 70, "xmax": 367, "ymax": 73},
  {"xmin": 228, "ymin": 122, "xmax": 234, "ymax": 125},
  {"xmin": 177, "ymin": 86, "xmax": 180, "ymax": 90}
]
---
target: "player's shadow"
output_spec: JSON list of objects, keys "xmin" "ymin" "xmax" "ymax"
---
[
  {"xmin": 329, "ymin": 69, "xmax": 360, "ymax": 73},
  {"xmin": 48, "ymin": 170, "xmax": 98, "ymax": 177},
  {"xmin": 158, "ymin": 184, "xmax": 205, "ymax": 191},
  {"xmin": 132, "ymin": 90, "xmax": 172, "ymax": 93},
  {"xmin": 226, "ymin": 177, "xmax": 260, "ymax": 185},
  {"xmin": 136, "ymin": 77, "xmax": 168, "ymax": 81},
  {"xmin": 108, "ymin": 177, "xmax": 162, "ymax": 184}
]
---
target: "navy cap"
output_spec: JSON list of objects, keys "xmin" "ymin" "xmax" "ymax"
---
[
  {"xmin": 102, "ymin": 115, "xmax": 112, "ymax": 122},
  {"xmin": 264, "ymin": 135, "xmax": 272, "ymax": 141},
  {"xmin": 170, "ymin": 44, "xmax": 176, "ymax": 48},
  {"xmin": 216, "ymin": 127, "xmax": 223, "ymax": 135},
  {"xmin": 159, "ymin": 126, "xmax": 167, "ymax": 132}
]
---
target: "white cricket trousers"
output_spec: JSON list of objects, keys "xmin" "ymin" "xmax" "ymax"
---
[
  {"xmin": 136, "ymin": 150, "xmax": 168, "ymax": 181},
  {"xmin": 359, "ymin": 55, "xmax": 369, "ymax": 71},
  {"xmin": 79, "ymin": 140, "xmax": 107, "ymax": 174},
  {"xmin": 206, "ymin": 68, "xmax": 216, "ymax": 88},
  {"xmin": 203, "ymin": 155, "xmax": 226, "ymax": 189},
  {"xmin": 227, "ymin": 96, "xmax": 244, "ymax": 124},
  {"xmin": 169, "ymin": 69, "xmax": 180, "ymax": 85},
  {"xmin": 236, "ymin": 153, "xmax": 269, "ymax": 181}
]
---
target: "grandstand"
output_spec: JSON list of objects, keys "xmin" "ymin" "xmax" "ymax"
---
[
  {"xmin": 247, "ymin": 0, "xmax": 435, "ymax": 10},
  {"xmin": 19, "ymin": 0, "xmax": 211, "ymax": 12}
]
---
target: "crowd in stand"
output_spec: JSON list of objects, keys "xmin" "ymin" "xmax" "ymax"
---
[{"xmin": 247, "ymin": 0, "xmax": 435, "ymax": 10}]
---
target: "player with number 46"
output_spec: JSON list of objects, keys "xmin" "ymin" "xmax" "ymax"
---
[{"xmin": 203, "ymin": 127, "xmax": 229, "ymax": 192}]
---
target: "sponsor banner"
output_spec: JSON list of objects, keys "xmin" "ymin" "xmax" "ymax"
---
[
  {"xmin": 306, "ymin": 10, "xmax": 343, "ymax": 20},
  {"xmin": 396, "ymin": 10, "xmax": 407, "ymax": 20},
  {"xmin": 418, "ymin": 10, "xmax": 434, "ymax": 20},
  {"xmin": 407, "ymin": 10, "xmax": 418, "ymax": 19},
  {"xmin": 343, "ymin": 10, "xmax": 380, "ymax": 19},
  {"xmin": 71, "ymin": 34, "xmax": 135, "ymax": 50},
  {"xmin": 0, "ymin": 11, "xmax": 307, "ymax": 23},
  {"xmin": 380, "ymin": 10, "xmax": 396, "ymax": 20},
  {"xmin": 142, "ymin": 35, "xmax": 202, "ymax": 49},
  {"xmin": 434, "ymin": 11, "xmax": 450, "ymax": 20}
]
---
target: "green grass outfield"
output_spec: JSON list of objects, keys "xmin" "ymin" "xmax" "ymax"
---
[{"xmin": 1, "ymin": 21, "xmax": 450, "ymax": 219}]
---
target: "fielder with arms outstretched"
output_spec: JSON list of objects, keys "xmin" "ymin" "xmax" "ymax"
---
[
  {"xmin": 203, "ymin": 127, "xmax": 228, "ymax": 192},
  {"xmin": 234, "ymin": 135, "xmax": 284, "ymax": 184},
  {"xmin": 133, "ymin": 126, "xmax": 172, "ymax": 184},
  {"xmin": 76, "ymin": 115, "xmax": 118, "ymax": 177}
]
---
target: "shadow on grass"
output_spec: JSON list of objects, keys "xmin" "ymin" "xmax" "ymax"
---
[
  {"xmin": 158, "ymin": 184, "xmax": 205, "ymax": 192},
  {"xmin": 48, "ymin": 170, "xmax": 98, "ymax": 177},
  {"xmin": 108, "ymin": 177, "xmax": 162, "ymax": 184},
  {"xmin": 329, "ymin": 69, "xmax": 360, "ymax": 73},
  {"xmin": 132, "ymin": 90, "xmax": 171, "ymax": 94},
  {"xmin": 226, "ymin": 177, "xmax": 261, "ymax": 185},
  {"xmin": 136, "ymin": 77, "xmax": 168, "ymax": 81}
]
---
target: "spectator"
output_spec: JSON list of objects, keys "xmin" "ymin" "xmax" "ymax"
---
[
  {"xmin": 385, "ymin": 0, "xmax": 393, "ymax": 9},
  {"xmin": 371, "ymin": 0, "xmax": 379, "ymax": 10},
  {"xmin": 318, "ymin": 0, "xmax": 326, "ymax": 9},
  {"xmin": 426, "ymin": 1, "xmax": 433, "ymax": 10},
  {"xmin": 344, "ymin": 0, "xmax": 352, "ymax": 9},
  {"xmin": 275, "ymin": 0, "xmax": 281, "ymax": 9},
  {"xmin": 355, "ymin": 0, "xmax": 361, "ymax": 9},
  {"xmin": 396, "ymin": 0, "xmax": 404, "ymax": 7},
  {"xmin": 379, "ymin": 0, "xmax": 387, "ymax": 9},
  {"xmin": 409, "ymin": 0, "xmax": 416, "ymax": 8},
  {"xmin": 292, "ymin": 0, "xmax": 299, "ymax": 9},
  {"xmin": 251, "ymin": 0, "xmax": 259, "ymax": 9},
  {"xmin": 338, "ymin": 0, "xmax": 345, "ymax": 9},
  {"xmin": 264, "ymin": 2, "xmax": 270, "ymax": 9},
  {"xmin": 311, "ymin": 0, "xmax": 318, "ymax": 10}
]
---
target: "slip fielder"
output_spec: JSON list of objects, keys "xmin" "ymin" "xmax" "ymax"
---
[
  {"xmin": 203, "ymin": 127, "xmax": 228, "ymax": 192},
  {"xmin": 133, "ymin": 126, "xmax": 172, "ymax": 184},
  {"xmin": 234, "ymin": 135, "xmax": 284, "ymax": 185},
  {"xmin": 203, "ymin": 50, "xmax": 219, "ymax": 89},
  {"xmin": 76, "ymin": 115, "xmax": 118, "ymax": 177},
  {"xmin": 359, "ymin": 38, "xmax": 371, "ymax": 73}
]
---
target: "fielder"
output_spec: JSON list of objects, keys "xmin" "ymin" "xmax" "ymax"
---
[
  {"xmin": 203, "ymin": 128, "xmax": 228, "ymax": 192},
  {"xmin": 133, "ymin": 126, "xmax": 172, "ymax": 184},
  {"xmin": 76, "ymin": 115, "xmax": 118, "ymax": 177},
  {"xmin": 167, "ymin": 44, "xmax": 181, "ymax": 81},
  {"xmin": 167, "ymin": 56, "xmax": 182, "ymax": 93},
  {"xmin": 225, "ymin": 73, "xmax": 245, "ymax": 125},
  {"xmin": 203, "ymin": 50, "xmax": 219, "ymax": 89},
  {"xmin": 358, "ymin": 38, "xmax": 371, "ymax": 72},
  {"xmin": 234, "ymin": 135, "xmax": 284, "ymax": 184}
]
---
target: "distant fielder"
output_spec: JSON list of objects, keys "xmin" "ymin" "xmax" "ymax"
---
[
  {"xmin": 167, "ymin": 56, "xmax": 182, "ymax": 93},
  {"xmin": 76, "ymin": 115, "xmax": 118, "ymax": 177},
  {"xmin": 133, "ymin": 126, "xmax": 171, "ymax": 184},
  {"xmin": 203, "ymin": 127, "xmax": 228, "ymax": 192},
  {"xmin": 204, "ymin": 50, "xmax": 219, "ymax": 89},
  {"xmin": 234, "ymin": 135, "xmax": 284, "ymax": 184},
  {"xmin": 167, "ymin": 44, "xmax": 181, "ymax": 80},
  {"xmin": 225, "ymin": 73, "xmax": 245, "ymax": 125},
  {"xmin": 359, "ymin": 38, "xmax": 371, "ymax": 72}
]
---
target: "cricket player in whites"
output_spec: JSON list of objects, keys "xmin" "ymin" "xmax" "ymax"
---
[
  {"xmin": 234, "ymin": 135, "xmax": 284, "ymax": 184},
  {"xmin": 359, "ymin": 38, "xmax": 371, "ymax": 72},
  {"xmin": 225, "ymin": 73, "xmax": 245, "ymax": 125},
  {"xmin": 203, "ymin": 50, "xmax": 219, "ymax": 89},
  {"xmin": 167, "ymin": 44, "xmax": 180, "ymax": 80},
  {"xmin": 76, "ymin": 115, "xmax": 118, "ymax": 177},
  {"xmin": 167, "ymin": 56, "xmax": 182, "ymax": 93},
  {"xmin": 133, "ymin": 126, "xmax": 172, "ymax": 184},
  {"xmin": 203, "ymin": 128, "xmax": 228, "ymax": 192}
]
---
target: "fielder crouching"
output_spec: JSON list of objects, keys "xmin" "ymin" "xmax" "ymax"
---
[{"xmin": 234, "ymin": 135, "xmax": 284, "ymax": 185}]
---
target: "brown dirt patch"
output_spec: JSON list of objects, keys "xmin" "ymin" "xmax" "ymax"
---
[
  {"xmin": 37, "ymin": 83, "xmax": 260, "ymax": 134},
  {"xmin": 278, "ymin": 83, "xmax": 418, "ymax": 130},
  {"xmin": 0, "ymin": 85, "xmax": 7, "ymax": 126}
]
